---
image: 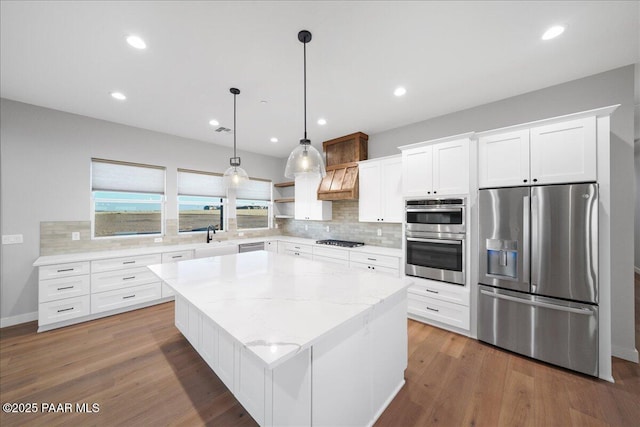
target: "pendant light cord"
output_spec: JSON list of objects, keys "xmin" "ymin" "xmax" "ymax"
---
[
  {"xmin": 233, "ymin": 92, "xmax": 237, "ymax": 157},
  {"xmin": 303, "ymin": 39, "xmax": 307, "ymax": 141}
]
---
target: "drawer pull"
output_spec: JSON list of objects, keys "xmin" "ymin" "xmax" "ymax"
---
[
  {"xmin": 426, "ymin": 289, "xmax": 439, "ymax": 294},
  {"xmin": 426, "ymin": 306, "xmax": 439, "ymax": 312},
  {"xmin": 122, "ymin": 276, "xmax": 136, "ymax": 280},
  {"xmin": 57, "ymin": 286, "xmax": 74, "ymax": 291},
  {"xmin": 172, "ymin": 255, "xmax": 182, "ymax": 259},
  {"xmin": 123, "ymin": 261, "xmax": 136, "ymax": 265},
  {"xmin": 122, "ymin": 295, "xmax": 136, "ymax": 299},
  {"xmin": 367, "ymin": 257, "xmax": 377, "ymax": 261},
  {"xmin": 294, "ymin": 246, "xmax": 300, "ymax": 249},
  {"xmin": 57, "ymin": 268, "xmax": 74, "ymax": 272},
  {"xmin": 57, "ymin": 307, "xmax": 74, "ymax": 313}
]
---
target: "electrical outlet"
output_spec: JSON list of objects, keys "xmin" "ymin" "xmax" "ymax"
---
[
  {"xmin": 71, "ymin": 232, "xmax": 80, "ymax": 241},
  {"xmin": 305, "ymin": 224, "xmax": 308, "ymax": 231},
  {"xmin": 377, "ymin": 228, "xmax": 382, "ymax": 237},
  {"xmin": 2, "ymin": 234, "xmax": 23, "ymax": 244},
  {"xmin": 275, "ymin": 223, "xmax": 279, "ymax": 229},
  {"xmin": 154, "ymin": 237, "xmax": 163, "ymax": 243},
  {"xmin": 325, "ymin": 225, "xmax": 330, "ymax": 232},
  {"xmin": 238, "ymin": 232, "xmax": 245, "ymax": 236}
]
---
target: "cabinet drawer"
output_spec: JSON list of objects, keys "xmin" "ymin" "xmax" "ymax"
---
[
  {"xmin": 280, "ymin": 242, "xmax": 312, "ymax": 254},
  {"xmin": 162, "ymin": 250, "xmax": 194, "ymax": 263},
  {"xmin": 350, "ymin": 261, "xmax": 399, "ymax": 277},
  {"xmin": 91, "ymin": 253, "xmax": 162, "ymax": 273},
  {"xmin": 312, "ymin": 246, "xmax": 349, "ymax": 260},
  {"xmin": 91, "ymin": 282, "xmax": 161, "ymax": 314},
  {"xmin": 91, "ymin": 267, "xmax": 159, "ymax": 293},
  {"xmin": 285, "ymin": 250, "xmax": 313, "ymax": 260},
  {"xmin": 39, "ymin": 261, "xmax": 90, "ymax": 280},
  {"xmin": 408, "ymin": 281, "xmax": 469, "ymax": 306},
  {"xmin": 39, "ymin": 275, "xmax": 90, "ymax": 303},
  {"xmin": 39, "ymin": 295, "xmax": 90, "ymax": 326},
  {"xmin": 313, "ymin": 254, "xmax": 349, "ymax": 266},
  {"xmin": 349, "ymin": 252, "xmax": 399, "ymax": 269},
  {"xmin": 408, "ymin": 294, "xmax": 469, "ymax": 330}
]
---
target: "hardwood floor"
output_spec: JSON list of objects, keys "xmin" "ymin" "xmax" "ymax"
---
[{"xmin": 1, "ymin": 275, "xmax": 638, "ymax": 426}]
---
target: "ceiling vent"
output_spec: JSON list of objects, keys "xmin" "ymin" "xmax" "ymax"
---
[
  {"xmin": 214, "ymin": 127, "xmax": 233, "ymax": 133},
  {"xmin": 317, "ymin": 132, "xmax": 368, "ymax": 201}
]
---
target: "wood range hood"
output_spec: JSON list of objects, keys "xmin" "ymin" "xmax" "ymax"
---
[{"xmin": 317, "ymin": 132, "xmax": 368, "ymax": 201}]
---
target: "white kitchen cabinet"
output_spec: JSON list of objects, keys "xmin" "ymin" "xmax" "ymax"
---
[
  {"xmin": 529, "ymin": 116, "xmax": 597, "ymax": 184},
  {"xmin": 312, "ymin": 246, "xmax": 350, "ymax": 266},
  {"xmin": 400, "ymin": 134, "xmax": 471, "ymax": 197},
  {"xmin": 38, "ymin": 261, "xmax": 91, "ymax": 327},
  {"xmin": 358, "ymin": 155, "xmax": 403, "ymax": 223},
  {"xmin": 407, "ymin": 277, "xmax": 470, "ymax": 333},
  {"xmin": 478, "ymin": 129, "xmax": 530, "ymax": 188},
  {"xmin": 478, "ymin": 116, "xmax": 597, "ymax": 188},
  {"xmin": 349, "ymin": 251, "xmax": 400, "ymax": 277},
  {"xmin": 295, "ymin": 173, "xmax": 332, "ymax": 221}
]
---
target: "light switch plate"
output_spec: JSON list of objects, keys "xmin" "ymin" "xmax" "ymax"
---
[
  {"xmin": 2, "ymin": 234, "xmax": 23, "ymax": 245},
  {"xmin": 377, "ymin": 229, "xmax": 382, "ymax": 237},
  {"xmin": 154, "ymin": 237, "xmax": 163, "ymax": 243},
  {"xmin": 71, "ymin": 232, "xmax": 80, "ymax": 241}
]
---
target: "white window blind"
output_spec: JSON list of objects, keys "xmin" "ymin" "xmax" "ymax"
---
[
  {"xmin": 236, "ymin": 178, "xmax": 272, "ymax": 201},
  {"xmin": 178, "ymin": 169, "xmax": 225, "ymax": 197},
  {"xmin": 92, "ymin": 159, "xmax": 165, "ymax": 194}
]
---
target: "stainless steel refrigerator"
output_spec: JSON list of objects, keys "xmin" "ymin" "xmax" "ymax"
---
[{"xmin": 477, "ymin": 183, "xmax": 599, "ymax": 376}]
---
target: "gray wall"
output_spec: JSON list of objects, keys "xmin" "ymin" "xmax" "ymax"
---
[
  {"xmin": 0, "ymin": 99, "xmax": 285, "ymax": 323},
  {"xmin": 368, "ymin": 65, "xmax": 637, "ymax": 359}
]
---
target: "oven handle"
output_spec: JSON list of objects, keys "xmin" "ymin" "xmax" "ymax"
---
[
  {"xmin": 406, "ymin": 237, "xmax": 463, "ymax": 245},
  {"xmin": 406, "ymin": 207, "xmax": 463, "ymax": 213}
]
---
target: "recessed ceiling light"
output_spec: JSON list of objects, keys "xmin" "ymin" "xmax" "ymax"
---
[
  {"xmin": 110, "ymin": 92, "xmax": 126, "ymax": 100},
  {"xmin": 394, "ymin": 86, "xmax": 407, "ymax": 97},
  {"xmin": 542, "ymin": 25, "xmax": 565, "ymax": 41},
  {"xmin": 209, "ymin": 119, "xmax": 219, "ymax": 126},
  {"xmin": 126, "ymin": 35, "xmax": 147, "ymax": 49},
  {"xmin": 270, "ymin": 137, "xmax": 278, "ymax": 143},
  {"xmin": 317, "ymin": 118, "xmax": 327, "ymax": 125}
]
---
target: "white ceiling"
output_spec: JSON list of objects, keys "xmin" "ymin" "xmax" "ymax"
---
[{"xmin": 1, "ymin": 1, "xmax": 638, "ymax": 158}]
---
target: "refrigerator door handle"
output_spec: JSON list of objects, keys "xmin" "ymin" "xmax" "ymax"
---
[
  {"xmin": 523, "ymin": 196, "xmax": 530, "ymax": 285},
  {"xmin": 480, "ymin": 290, "xmax": 594, "ymax": 315},
  {"xmin": 530, "ymin": 194, "xmax": 539, "ymax": 289}
]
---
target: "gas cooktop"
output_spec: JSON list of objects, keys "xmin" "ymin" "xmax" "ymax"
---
[{"xmin": 316, "ymin": 239, "xmax": 365, "ymax": 248}]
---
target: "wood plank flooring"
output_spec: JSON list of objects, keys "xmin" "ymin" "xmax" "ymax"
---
[{"xmin": 1, "ymin": 275, "xmax": 638, "ymax": 426}]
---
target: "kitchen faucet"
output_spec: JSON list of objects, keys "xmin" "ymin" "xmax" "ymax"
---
[{"xmin": 206, "ymin": 224, "xmax": 216, "ymax": 243}]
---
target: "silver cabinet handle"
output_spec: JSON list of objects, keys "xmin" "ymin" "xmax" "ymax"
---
[
  {"xmin": 172, "ymin": 255, "xmax": 182, "ymax": 259},
  {"xmin": 480, "ymin": 290, "xmax": 594, "ymax": 315},
  {"xmin": 123, "ymin": 261, "xmax": 136, "ymax": 265},
  {"xmin": 426, "ymin": 306, "xmax": 439, "ymax": 312},
  {"xmin": 122, "ymin": 276, "xmax": 136, "ymax": 280},
  {"xmin": 57, "ymin": 307, "xmax": 74, "ymax": 313},
  {"xmin": 122, "ymin": 295, "xmax": 136, "ymax": 299},
  {"xmin": 426, "ymin": 289, "xmax": 439, "ymax": 294},
  {"xmin": 57, "ymin": 286, "xmax": 74, "ymax": 291},
  {"xmin": 367, "ymin": 257, "xmax": 377, "ymax": 261},
  {"xmin": 57, "ymin": 268, "xmax": 74, "ymax": 272}
]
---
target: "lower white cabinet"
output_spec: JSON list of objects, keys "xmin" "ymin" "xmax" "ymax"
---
[
  {"xmin": 313, "ymin": 255, "xmax": 349, "ymax": 266},
  {"xmin": 39, "ymin": 295, "xmax": 91, "ymax": 326},
  {"xmin": 265, "ymin": 240, "xmax": 278, "ymax": 253},
  {"xmin": 407, "ymin": 278, "xmax": 470, "ymax": 333},
  {"xmin": 349, "ymin": 251, "xmax": 400, "ymax": 277},
  {"xmin": 161, "ymin": 249, "xmax": 194, "ymax": 298},
  {"xmin": 91, "ymin": 282, "xmax": 161, "ymax": 314}
]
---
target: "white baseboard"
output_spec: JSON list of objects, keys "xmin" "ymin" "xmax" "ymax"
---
[
  {"xmin": 0, "ymin": 311, "xmax": 38, "ymax": 328},
  {"xmin": 612, "ymin": 345, "xmax": 640, "ymax": 363}
]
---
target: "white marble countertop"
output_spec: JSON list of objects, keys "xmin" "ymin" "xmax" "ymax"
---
[
  {"xmin": 33, "ymin": 235, "xmax": 402, "ymax": 266},
  {"xmin": 148, "ymin": 251, "xmax": 412, "ymax": 369}
]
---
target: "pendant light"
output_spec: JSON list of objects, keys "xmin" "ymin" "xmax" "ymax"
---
[
  {"xmin": 284, "ymin": 30, "xmax": 326, "ymax": 179},
  {"xmin": 223, "ymin": 87, "xmax": 249, "ymax": 189}
]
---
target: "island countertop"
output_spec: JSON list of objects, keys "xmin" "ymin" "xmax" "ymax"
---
[{"xmin": 148, "ymin": 251, "xmax": 412, "ymax": 369}]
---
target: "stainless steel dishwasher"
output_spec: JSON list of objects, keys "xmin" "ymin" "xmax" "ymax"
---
[{"xmin": 238, "ymin": 241, "xmax": 265, "ymax": 253}]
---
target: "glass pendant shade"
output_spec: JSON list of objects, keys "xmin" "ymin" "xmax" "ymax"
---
[
  {"xmin": 223, "ymin": 165, "xmax": 249, "ymax": 189},
  {"xmin": 284, "ymin": 143, "xmax": 326, "ymax": 178}
]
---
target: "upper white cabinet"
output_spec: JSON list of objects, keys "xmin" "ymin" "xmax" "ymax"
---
[
  {"xmin": 400, "ymin": 135, "xmax": 471, "ymax": 197},
  {"xmin": 294, "ymin": 173, "xmax": 332, "ymax": 221},
  {"xmin": 478, "ymin": 116, "xmax": 596, "ymax": 188},
  {"xmin": 358, "ymin": 155, "xmax": 403, "ymax": 223}
]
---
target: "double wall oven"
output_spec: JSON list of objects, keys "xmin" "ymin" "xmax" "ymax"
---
[{"xmin": 405, "ymin": 198, "xmax": 466, "ymax": 285}]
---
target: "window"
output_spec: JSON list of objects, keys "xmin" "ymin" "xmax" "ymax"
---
[
  {"xmin": 235, "ymin": 178, "xmax": 272, "ymax": 230},
  {"xmin": 178, "ymin": 169, "xmax": 225, "ymax": 233},
  {"xmin": 91, "ymin": 159, "xmax": 165, "ymax": 237}
]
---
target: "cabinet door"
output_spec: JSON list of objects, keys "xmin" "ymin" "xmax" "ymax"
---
[
  {"xmin": 358, "ymin": 161, "xmax": 382, "ymax": 222},
  {"xmin": 380, "ymin": 157, "xmax": 403, "ymax": 222},
  {"xmin": 294, "ymin": 175, "xmax": 309, "ymax": 220},
  {"xmin": 530, "ymin": 117, "xmax": 596, "ymax": 184},
  {"xmin": 478, "ymin": 130, "xmax": 530, "ymax": 188},
  {"xmin": 433, "ymin": 138, "xmax": 469, "ymax": 195},
  {"xmin": 402, "ymin": 146, "xmax": 433, "ymax": 196}
]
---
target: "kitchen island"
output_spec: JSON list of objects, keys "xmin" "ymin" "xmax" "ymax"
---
[{"xmin": 148, "ymin": 251, "xmax": 411, "ymax": 426}]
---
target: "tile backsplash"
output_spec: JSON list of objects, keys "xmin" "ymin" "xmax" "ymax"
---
[{"xmin": 40, "ymin": 200, "xmax": 401, "ymax": 256}]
